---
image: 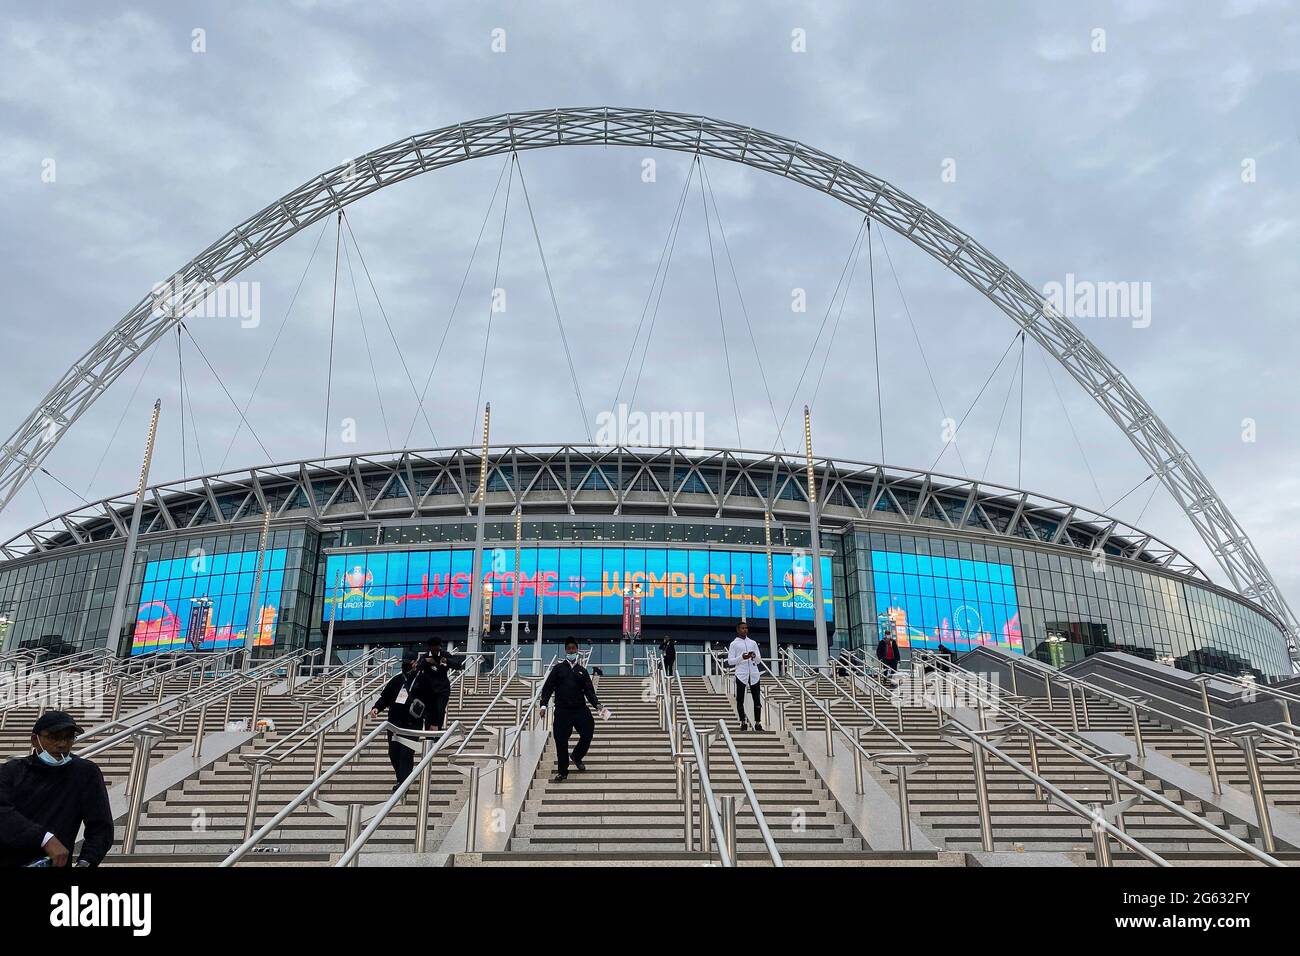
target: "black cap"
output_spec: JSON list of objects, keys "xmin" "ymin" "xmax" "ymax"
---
[{"xmin": 32, "ymin": 711, "xmax": 82, "ymax": 736}]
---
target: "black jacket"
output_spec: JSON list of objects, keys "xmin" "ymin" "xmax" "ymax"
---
[
  {"xmin": 659, "ymin": 640, "xmax": 677, "ymax": 661},
  {"xmin": 373, "ymin": 669, "xmax": 435, "ymax": 729},
  {"xmin": 876, "ymin": 638, "xmax": 901, "ymax": 665},
  {"xmin": 419, "ymin": 652, "xmax": 465, "ymax": 695},
  {"xmin": 0, "ymin": 754, "xmax": 114, "ymax": 867},
  {"xmin": 540, "ymin": 660, "xmax": 601, "ymax": 711}
]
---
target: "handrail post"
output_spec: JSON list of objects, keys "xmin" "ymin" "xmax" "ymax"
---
[
  {"xmin": 896, "ymin": 764, "xmax": 913, "ymax": 851},
  {"xmin": 1007, "ymin": 661, "xmax": 1018, "ymax": 696},
  {"xmin": 464, "ymin": 767, "xmax": 481, "ymax": 852},
  {"xmin": 1203, "ymin": 731, "xmax": 1223, "ymax": 794},
  {"xmin": 852, "ymin": 727, "xmax": 864, "ymax": 793},
  {"xmin": 251, "ymin": 678, "xmax": 265, "ymax": 730},
  {"xmin": 343, "ymin": 803, "xmax": 362, "ymax": 868},
  {"xmin": 121, "ymin": 731, "xmax": 159, "ymax": 855},
  {"xmin": 1044, "ymin": 673, "xmax": 1053, "ymax": 707},
  {"xmin": 971, "ymin": 743, "xmax": 995, "ymax": 852},
  {"xmin": 720, "ymin": 794, "xmax": 737, "ymax": 865},
  {"xmin": 1091, "ymin": 804, "xmax": 1113, "ymax": 867},
  {"xmin": 312, "ymin": 727, "xmax": 326, "ymax": 778},
  {"xmin": 698, "ymin": 730, "xmax": 713, "ymax": 855},
  {"xmin": 495, "ymin": 731, "xmax": 506, "ymax": 795},
  {"xmin": 822, "ymin": 701, "xmax": 834, "ymax": 756},
  {"xmin": 513, "ymin": 698, "xmax": 523, "ymax": 758},
  {"xmin": 1198, "ymin": 678, "xmax": 1214, "ymax": 731},
  {"xmin": 415, "ymin": 736, "xmax": 433, "ymax": 853},
  {"xmin": 243, "ymin": 761, "xmax": 266, "ymax": 840},
  {"xmin": 1027, "ymin": 730, "xmax": 1043, "ymax": 801},
  {"xmin": 1131, "ymin": 704, "xmax": 1146, "ymax": 757},
  {"xmin": 1238, "ymin": 733, "xmax": 1276, "ymax": 854},
  {"xmin": 193, "ymin": 701, "xmax": 208, "ymax": 754},
  {"xmin": 1067, "ymin": 682, "xmax": 1080, "ymax": 732},
  {"xmin": 353, "ymin": 698, "xmax": 366, "ymax": 745},
  {"xmin": 800, "ymin": 687, "xmax": 808, "ymax": 731},
  {"xmin": 682, "ymin": 761, "xmax": 695, "ymax": 852}
]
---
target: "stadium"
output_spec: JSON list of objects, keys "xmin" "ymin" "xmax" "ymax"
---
[
  {"xmin": 0, "ymin": 442, "xmax": 1292, "ymax": 679},
  {"xmin": 2, "ymin": 105, "xmax": 1298, "ymax": 876}
]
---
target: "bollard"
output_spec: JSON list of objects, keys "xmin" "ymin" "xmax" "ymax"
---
[{"xmin": 720, "ymin": 794, "xmax": 737, "ymax": 865}]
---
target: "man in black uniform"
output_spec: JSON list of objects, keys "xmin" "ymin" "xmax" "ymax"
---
[
  {"xmin": 370, "ymin": 655, "xmax": 433, "ymax": 791},
  {"xmin": 421, "ymin": 638, "xmax": 464, "ymax": 732},
  {"xmin": 659, "ymin": 636, "xmax": 677, "ymax": 676},
  {"xmin": 0, "ymin": 711, "xmax": 113, "ymax": 867},
  {"xmin": 539, "ymin": 638, "xmax": 606, "ymax": 782}
]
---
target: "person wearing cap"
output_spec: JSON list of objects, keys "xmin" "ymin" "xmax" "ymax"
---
[
  {"xmin": 370, "ymin": 655, "xmax": 435, "ymax": 791},
  {"xmin": 0, "ymin": 711, "xmax": 114, "ymax": 867}
]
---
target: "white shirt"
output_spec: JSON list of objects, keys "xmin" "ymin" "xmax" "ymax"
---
[{"xmin": 727, "ymin": 636, "xmax": 762, "ymax": 686}]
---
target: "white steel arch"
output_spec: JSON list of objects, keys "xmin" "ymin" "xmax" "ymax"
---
[{"xmin": 2, "ymin": 107, "xmax": 1294, "ymax": 648}]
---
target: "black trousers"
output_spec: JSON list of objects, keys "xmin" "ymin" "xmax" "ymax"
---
[
  {"xmin": 429, "ymin": 691, "xmax": 451, "ymax": 728},
  {"xmin": 387, "ymin": 731, "xmax": 415, "ymax": 788},
  {"xmin": 663, "ymin": 657, "xmax": 676, "ymax": 676},
  {"xmin": 734, "ymin": 678, "xmax": 762, "ymax": 725},
  {"xmin": 553, "ymin": 706, "xmax": 595, "ymax": 775}
]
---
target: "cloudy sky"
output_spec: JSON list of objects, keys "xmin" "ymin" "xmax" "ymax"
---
[{"xmin": 1, "ymin": 1, "xmax": 1297, "ymax": 615}]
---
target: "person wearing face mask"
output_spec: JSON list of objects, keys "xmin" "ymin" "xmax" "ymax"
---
[
  {"xmin": 538, "ymin": 638, "xmax": 608, "ymax": 782},
  {"xmin": 0, "ymin": 711, "xmax": 113, "ymax": 867},
  {"xmin": 370, "ymin": 654, "xmax": 435, "ymax": 792}
]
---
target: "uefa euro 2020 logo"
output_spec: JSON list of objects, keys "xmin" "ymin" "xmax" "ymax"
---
[{"xmin": 344, "ymin": 565, "xmax": 373, "ymax": 593}]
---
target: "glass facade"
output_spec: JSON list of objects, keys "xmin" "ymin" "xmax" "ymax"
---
[
  {"xmin": 842, "ymin": 531, "xmax": 1291, "ymax": 680},
  {"xmin": 0, "ymin": 512, "xmax": 1289, "ymax": 680}
]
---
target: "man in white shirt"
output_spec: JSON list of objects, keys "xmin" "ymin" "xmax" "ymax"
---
[{"xmin": 727, "ymin": 621, "xmax": 764, "ymax": 732}]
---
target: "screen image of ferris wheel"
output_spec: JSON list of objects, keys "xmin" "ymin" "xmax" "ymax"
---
[
  {"xmin": 871, "ymin": 550, "xmax": 1023, "ymax": 654},
  {"xmin": 131, "ymin": 548, "xmax": 287, "ymax": 655}
]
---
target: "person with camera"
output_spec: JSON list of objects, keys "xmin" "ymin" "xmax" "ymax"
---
[
  {"xmin": 727, "ymin": 621, "xmax": 765, "ymax": 732},
  {"xmin": 0, "ymin": 711, "xmax": 113, "ymax": 867},
  {"xmin": 370, "ymin": 654, "xmax": 434, "ymax": 792}
]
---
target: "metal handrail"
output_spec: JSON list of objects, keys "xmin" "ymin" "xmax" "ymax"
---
[
  {"xmin": 247, "ymin": 664, "xmax": 395, "ymax": 765},
  {"xmin": 334, "ymin": 720, "xmax": 465, "ymax": 867},
  {"xmin": 713, "ymin": 720, "xmax": 784, "ymax": 866},
  {"xmin": 940, "ymin": 720, "xmax": 1172, "ymax": 867},
  {"xmin": 669, "ymin": 667, "xmax": 736, "ymax": 866},
  {"xmin": 907, "ymin": 652, "xmax": 1285, "ymax": 864},
  {"xmin": 220, "ymin": 717, "xmax": 416, "ymax": 866},
  {"xmin": 782, "ymin": 655, "xmax": 922, "ymax": 758}
]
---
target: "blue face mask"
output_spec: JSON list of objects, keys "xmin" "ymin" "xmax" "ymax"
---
[
  {"xmin": 36, "ymin": 746, "xmax": 71, "ymax": 768},
  {"xmin": 566, "ymin": 652, "xmax": 579, "ymax": 662}
]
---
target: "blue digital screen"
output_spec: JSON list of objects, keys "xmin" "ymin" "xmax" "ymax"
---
[
  {"xmin": 322, "ymin": 546, "xmax": 834, "ymax": 624},
  {"xmin": 871, "ymin": 550, "xmax": 1022, "ymax": 653}
]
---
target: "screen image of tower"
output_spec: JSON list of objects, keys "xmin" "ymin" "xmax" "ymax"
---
[
  {"xmin": 131, "ymin": 548, "xmax": 286, "ymax": 655},
  {"xmin": 871, "ymin": 550, "xmax": 1022, "ymax": 654},
  {"xmin": 322, "ymin": 546, "xmax": 833, "ymax": 623}
]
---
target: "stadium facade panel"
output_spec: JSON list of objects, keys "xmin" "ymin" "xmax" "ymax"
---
[{"xmin": 0, "ymin": 446, "xmax": 1289, "ymax": 678}]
